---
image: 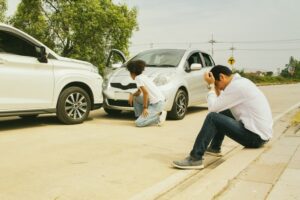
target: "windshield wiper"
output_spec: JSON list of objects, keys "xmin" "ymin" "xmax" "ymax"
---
[
  {"xmin": 157, "ymin": 64, "xmax": 176, "ymax": 67},
  {"xmin": 147, "ymin": 64, "xmax": 158, "ymax": 67},
  {"xmin": 147, "ymin": 64, "xmax": 176, "ymax": 68}
]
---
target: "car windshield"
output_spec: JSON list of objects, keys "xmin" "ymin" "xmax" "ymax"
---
[{"xmin": 130, "ymin": 49, "xmax": 185, "ymax": 67}]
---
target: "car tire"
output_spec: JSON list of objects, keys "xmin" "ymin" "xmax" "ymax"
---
[
  {"xmin": 104, "ymin": 107, "xmax": 122, "ymax": 115},
  {"xmin": 168, "ymin": 89, "xmax": 188, "ymax": 120},
  {"xmin": 19, "ymin": 115, "xmax": 39, "ymax": 120},
  {"xmin": 57, "ymin": 86, "xmax": 91, "ymax": 124}
]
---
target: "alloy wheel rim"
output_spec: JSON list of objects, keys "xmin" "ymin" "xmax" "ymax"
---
[
  {"xmin": 65, "ymin": 92, "xmax": 88, "ymax": 120},
  {"xmin": 176, "ymin": 93, "xmax": 187, "ymax": 117}
]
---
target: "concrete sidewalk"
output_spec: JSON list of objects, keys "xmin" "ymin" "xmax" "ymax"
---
[{"xmin": 155, "ymin": 109, "xmax": 300, "ymax": 200}]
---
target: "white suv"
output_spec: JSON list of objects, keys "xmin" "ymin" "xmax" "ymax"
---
[{"xmin": 0, "ymin": 23, "xmax": 103, "ymax": 124}]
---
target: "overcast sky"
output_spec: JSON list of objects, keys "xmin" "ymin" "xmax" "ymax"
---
[{"xmin": 7, "ymin": 0, "xmax": 300, "ymax": 71}]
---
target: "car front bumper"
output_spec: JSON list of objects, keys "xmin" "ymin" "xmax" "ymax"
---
[{"xmin": 102, "ymin": 84, "xmax": 178, "ymax": 111}]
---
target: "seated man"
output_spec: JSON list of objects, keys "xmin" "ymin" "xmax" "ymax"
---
[{"xmin": 173, "ymin": 65, "xmax": 273, "ymax": 169}]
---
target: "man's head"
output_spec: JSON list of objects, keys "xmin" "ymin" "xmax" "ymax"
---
[
  {"xmin": 210, "ymin": 65, "xmax": 233, "ymax": 90},
  {"xmin": 126, "ymin": 60, "xmax": 146, "ymax": 79}
]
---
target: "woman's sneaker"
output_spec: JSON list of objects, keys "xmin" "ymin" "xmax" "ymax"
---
[
  {"xmin": 173, "ymin": 156, "xmax": 204, "ymax": 170},
  {"xmin": 205, "ymin": 147, "xmax": 222, "ymax": 157},
  {"xmin": 158, "ymin": 111, "xmax": 167, "ymax": 126}
]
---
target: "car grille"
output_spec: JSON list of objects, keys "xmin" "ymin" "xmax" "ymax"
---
[
  {"xmin": 107, "ymin": 99, "xmax": 132, "ymax": 107},
  {"xmin": 110, "ymin": 83, "xmax": 137, "ymax": 90}
]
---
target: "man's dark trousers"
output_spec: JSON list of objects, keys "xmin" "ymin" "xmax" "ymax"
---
[{"xmin": 190, "ymin": 110, "xmax": 267, "ymax": 160}]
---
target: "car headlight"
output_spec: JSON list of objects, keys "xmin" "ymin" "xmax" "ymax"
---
[{"xmin": 153, "ymin": 72, "xmax": 176, "ymax": 86}]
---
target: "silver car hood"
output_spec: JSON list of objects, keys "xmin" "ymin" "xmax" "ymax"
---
[
  {"xmin": 108, "ymin": 67, "xmax": 176, "ymax": 85},
  {"xmin": 110, "ymin": 67, "xmax": 175, "ymax": 79},
  {"xmin": 109, "ymin": 67, "xmax": 176, "ymax": 86}
]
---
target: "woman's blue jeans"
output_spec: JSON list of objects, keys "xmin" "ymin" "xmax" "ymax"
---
[
  {"xmin": 133, "ymin": 96, "xmax": 164, "ymax": 127},
  {"xmin": 190, "ymin": 110, "xmax": 267, "ymax": 160}
]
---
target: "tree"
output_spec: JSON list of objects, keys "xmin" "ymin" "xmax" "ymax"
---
[
  {"xmin": 0, "ymin": 0, "xmax": 7, "ymax": 22},
  {"xmin": 281, "ymin": 56, "xmax": 300, "ymax": 78},
  {"xmin": 265, "ymin": 71, "xmax": 273, "ymax": 76},
  {"xmin": 10, "ymin": 0, "xmax": 55, "ymax": 49},
  {"xmin": 11, "ymin": 0, "xmax": 138, "ymax": 73}
]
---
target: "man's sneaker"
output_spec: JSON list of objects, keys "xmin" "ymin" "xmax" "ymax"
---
[
  {"xmin": 205, "ymin": 147, "xmax": 222, "ymax": 157},
  {"xmin": 172, "ymin": 156, "xmax": 204, "ymax": 170},
  {"xmin": 158, "ymin": 110, "xmax": 167, "ymax": 126}
]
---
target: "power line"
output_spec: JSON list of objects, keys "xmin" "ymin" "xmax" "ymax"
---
[
  {"xmin": 232, "ymin": 48, "xmax": 300, "ymax": 51},
  {"xmin": 217, "ymin": 39, "xmax": 300, "ymax": 44},
  {"xmin": 130, "ymin": 38, "xmax": 300, "ymax": 47},
  {"xmin": 214, "ymin": 48, "xmax": 300, "ymax": 52}
]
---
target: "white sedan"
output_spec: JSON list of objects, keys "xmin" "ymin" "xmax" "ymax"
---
[{"xmin": 103, "ymin": 48, "xmax": 215, "ymax": 119}]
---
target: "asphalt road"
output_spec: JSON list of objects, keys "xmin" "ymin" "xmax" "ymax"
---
[{"xmin": 0, "ymin": 83, "xmax": 299, "ymax": 200}]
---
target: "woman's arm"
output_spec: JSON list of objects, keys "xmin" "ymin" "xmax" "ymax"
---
[
  {"xmin": 139, "ymin": 86, "xmax": 149, "ymax": 117},
  {"xmin": 128, "ymin": 89, "xmax": 141, "ymax": 106}
]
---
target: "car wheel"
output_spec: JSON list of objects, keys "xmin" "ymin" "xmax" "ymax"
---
[
  {"xmin": 57, "ymin": 86, "xmax": 91, "ymax": 124},
  {"xmin": 19, "ymin": 115, "xmax": 39, "ymax": 120},
  {"xmin": 169, "ymin": 89, "xmax": 188, "ymax": 120},
  {"xmin": 104, "ymin": 107, "xmax": 122, "ymax": 115}
]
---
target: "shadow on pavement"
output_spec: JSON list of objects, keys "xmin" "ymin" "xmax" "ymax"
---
[
  {"xmin": 98, "ymin": 111, "xmax": 136, "ymax": 121},
  {"xmin": 0, "ymin": 115, "xmax": 61, "ymax": 131},
  {"xmin": 186, "ymin": 106, "xmax": 207, "ymax": 114},
  {"xmin": 0, "ymin": 106, "xmax": 208, "ymax": 131},
  {"xmin": 96, "ymin": 106, "xmax": 208, "ymax": 121},
  {"xmin": 0, "ymin": 115, "xmax": 93, "ymax": 131}
]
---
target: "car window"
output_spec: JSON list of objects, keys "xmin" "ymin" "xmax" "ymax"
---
[
  {"xmin": 184, "ymin": 52, "xmax": 202, "ymax": 72},
  {"xmin": 187, "ymin": 52, "xmax": 202, "ymax": 67},
  {"xmin": 202, "ymin": 53, "xmax": 213, "ymax": 67},
  {"xmin": 131, "ymin": 49, "xmax": 185, "ymax": 67},
  {"xmin": 0, "ymin": 30, "xmax": 37, "ymax": 57}
]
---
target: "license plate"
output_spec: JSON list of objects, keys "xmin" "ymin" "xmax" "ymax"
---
[{"xmin": 114, "ymin": 92, "xmax": 130, "ymax": 100}]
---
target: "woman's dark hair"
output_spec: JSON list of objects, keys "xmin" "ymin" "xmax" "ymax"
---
[
  {"xmin": 126, "ymin": 60, "xmax": 146, "ymax": 75},
  {"xmin": 210, "ymin": 65, "xmax": 232, "ymax": 81}
]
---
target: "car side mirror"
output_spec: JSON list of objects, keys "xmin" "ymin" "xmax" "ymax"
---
[
  {"xmin": 37, "ymin": 46, "xmax": 48, "ymax": 63},
  {"xmin": 190, "ymin": 63, "xmax": 202, "ymax": 71}
]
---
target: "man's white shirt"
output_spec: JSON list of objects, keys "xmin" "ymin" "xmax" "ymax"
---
[
  {"xmin": 135, "ymin": 74, "xmax": 165, "ymax": 104},
  {"xmin": 207, "ymin": 74, "xmax": 273, "ymax": 140}
]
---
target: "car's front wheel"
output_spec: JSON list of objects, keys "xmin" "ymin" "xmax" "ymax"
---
[
  {"xmin": 168, "ymin": 89, "xmax": 188, "ymax": 120},
  {"xmin": 57, "ymin": 87, "xmax": 91, "ymax": 124}
]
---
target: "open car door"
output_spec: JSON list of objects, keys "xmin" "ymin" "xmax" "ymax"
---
[
  {"xmin": 106, "ymin": 49, "xmax": 126, "ymax": 68},
  {"xmin": 104, "ymin": 49, "xmax": 126, "ymax": 79}
]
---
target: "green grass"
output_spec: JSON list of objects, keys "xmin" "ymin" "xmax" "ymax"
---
[
  {"xmin": 292, "ymin": 111, "xmax": 300, "ymax": 126},
  {"xmin": 241, "ymin": 74, "xmax": 300, "ymax": 85}
]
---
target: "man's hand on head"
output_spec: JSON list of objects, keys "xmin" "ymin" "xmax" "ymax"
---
[{"xmin": 204, "ymin": 72, "xmax": 215, "ymax": 84}]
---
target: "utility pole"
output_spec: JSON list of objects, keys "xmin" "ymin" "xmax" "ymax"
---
[
  {"xmin": 150, "ymin": 42, "xmax": 154, "ymax": 49},
  {"xmin": 229, "ymin": 43, "xmax": 235, "ymax": 57},
  {"xmin": 228, "ymin": 44, "xmax": 236, "ymax": 70},
  {"xmin": 208, "ymin": 34, "xmax": 216, "ymax": 58}
]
